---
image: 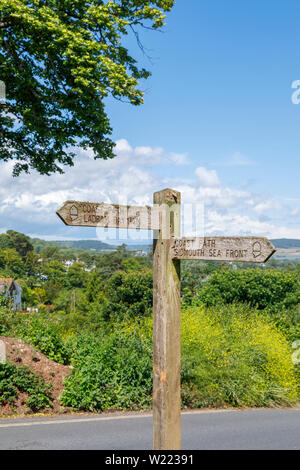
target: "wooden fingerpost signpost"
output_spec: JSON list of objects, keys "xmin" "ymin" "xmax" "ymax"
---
[
  {"xmin": 56, "ymin": 188, "xmax": 276, "ymax": 451},
  {"xmin": 152, "ymin": 189, "xmax": 181, "ymax": 450}
]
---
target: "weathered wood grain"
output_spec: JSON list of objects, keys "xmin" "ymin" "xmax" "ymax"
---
[
  {"xmin": 170, "ymin": 236, "xmax": 276, "ymax": 263},
  {"xmin": 56, "ymin": 200, "xmax": 160, "ymax": 230},
  {"xmin": 153, "ymin": 189, "xmax": 181, "ymax": 451}
]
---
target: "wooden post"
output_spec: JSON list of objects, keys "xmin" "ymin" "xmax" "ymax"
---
[{"xmin": 153, "ymin": 188, "xmax": 181, "ymax": 450}]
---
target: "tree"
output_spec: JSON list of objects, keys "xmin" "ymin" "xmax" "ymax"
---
[
  {"xmin": 0, "ymin": 230, "xmax": 34, "ymax": 259},
  {"xmin": 104, "ymin": 269, "xmax": 153, "ymax": 319},
  {"xmin": 121, "ymin": 256, "xmax": 151, "ymax": 272},
  {"xmin": 0, "ymin": 233, "xmax": 14, "ymax": 251},
  {"xmin": 24, "ymin": 249, "xmax": 40, "ymax": 277},
  {"xmin": 40, "ymin": 246, "xmax": 60, "ymax": 261},
  {"xmin": 0, "ymin": 0, "xmax": 174, "ymax": 175},
  {"xmin": 0, "ymin": 248, "xmax": 24, "ymax": 275},
  {"xmin": 5, "ymin": 230, "xmax": 34, "ymax": 259},
  {"xmin": 85, "ymin": 270, "xmax": 103, "ymax": 303},
  {"xmin": 94, "ymin": 248, "xmax": 129, "ymax": 280},
  {"xmin": 41, "ymin": 259, "xmax": 67, "ymax": 285},
  {"xmin": 67, "ymin": 262, "xmax": 88, "ymax": 288}
]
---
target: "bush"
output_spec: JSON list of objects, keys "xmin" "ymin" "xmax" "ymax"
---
[
  {"xmin": 0, "ymin": 306, "xmax": 20, "ymax": 335},
  {"xmin": 14, "ymin": 313, "xmax": 71, "ymax": 365},
  {"xmin": 0, "ymin": 308, "xmax": 71, "ymax": 365},
  {"xmin": 181, "ymin": 306, "xmax": 298, "ymax": 408},
  {"xmin": 0, "ymin": 362, "xmax": 52, "ymax": 412},
  {"xmin": 103, "ymin": 270, "xmax": 153, "ymax": 320},
  {"xmin": 0, "ymin": 294, "xmax": 11, "ymax": 309},
  {"xmin": 264, "ymin": 308, "xmax": 300, "ymax": 344},
  {"xmin": 61, "ymin": 324, "xmax": 152, "ymax": 412},
  {"xmin": 198, "ymin": 269, "xmax": 300, "ymax": 310},
  {"xmin": 61, "ymin": 307, "xmax": 298, "ymax": 412}
]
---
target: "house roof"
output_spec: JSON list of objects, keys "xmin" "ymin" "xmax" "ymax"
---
[{"xmin": 0, "ymin": 278, "xmax": 21, "ymax": 293}]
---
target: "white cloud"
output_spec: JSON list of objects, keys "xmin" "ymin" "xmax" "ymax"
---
[
  {"xmin": 217, "ymin": 152, "xmax": 256, "ymax": 167},
  {"xmin": 0, "ymin": 138, "xmax": 299, "ymax": 240},
  {"xmin": 115, "ymin": 138, "xmax": 133, "ymax": 154},
  {"xmin": 168, "ymin": 153, "xmax": 189, "ymax": 165},
  {"xmin": 253, "ymin": 200, "xmax": 282, "ymax": 216},
  {"xmin": 133, "ymin": 145, "xmax": 164, "ymax": 166},
  {"xmin": 195, "ymin": 167, "xmax": 220, "ymax": 187}
]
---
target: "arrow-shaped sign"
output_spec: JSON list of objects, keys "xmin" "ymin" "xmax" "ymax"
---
[
  {"xmin": 56, "ymin": 200, "xmax": 160, "ymax": 230},
  {"xmin": 170, "ymin": 236, "xmax": 276, "ymax": 263}
]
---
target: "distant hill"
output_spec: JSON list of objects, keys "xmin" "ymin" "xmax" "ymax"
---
[
  {"xmin": 55, "ymin": 240, "xmax": 118, "ymax": 251},
  {"xmin": 31, "ymin": 237, "xmax": 117, "ymax": 253},
  {"xmin": 54, "ymin": 240, "xmax": 152, "ymax": 252},
  {"xmin": 31, "ymin": 237, "xmax": 152, "ymax": 253},
  {"xmin": 271, "ymin": 239, "xmax": 300, "ymax": 249}
]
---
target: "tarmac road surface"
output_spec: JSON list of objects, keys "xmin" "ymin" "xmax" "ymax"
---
[{"xmin": 0, "ymin": 408, "xmax": 299, "ymax": 450}]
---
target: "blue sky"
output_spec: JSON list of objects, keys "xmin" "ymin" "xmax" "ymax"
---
[
  {"xmin": 107, "ymin": 0, "xmax": 300, "ymax": 196},
  {"xmin": 1, "ymin": 0, "xmax": 300, "ymax": 242}
]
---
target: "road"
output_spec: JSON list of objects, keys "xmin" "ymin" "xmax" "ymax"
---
[{"xmin": 0, "ymin": 408, "xmax": 299, "ymax": 450}]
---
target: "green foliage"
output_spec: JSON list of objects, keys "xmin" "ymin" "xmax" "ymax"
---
[
  {"xmin": 198, "ymin": 269, "xmax": 300, "ymax": 310},
  {"xmin": 0, "ymin": 308, "xmax": 71, "ymax": 364},
  {"xmin": 94, "ymin": 247, "xmax": 130, "ymax": 281},
  {"xmin": 54, "ymin": 287, "xmax": 90, "ymax": 316},
  {"xmin": 0, "ymin": 230, "xmax": 36, "ymax": 278},
  {"xmin": 103, "ymin": 269, "xmax": 153, "ymax": 320},
  {"xmin": 0, "ymin": 306, "xmax": 17, "ymax": 334},
  {"xmin": 264, "ymin": 308, "xmax": 300, "ymax": 344},
  {"xmin": 0, "ymin": 362, "xmax": 52, "ymax": 411},
  {"xmin": 40, "ymin": 247, "xmax": 60, "ymax": 261},
  {"xmin": 67, "ymin": 262, "xmax": 89, "ymax": 288},
  {"xmin": 0, "ymin": 293, "xmax": 10, "ymax": 309},
  {"xmin": 61, "ymin": 326, "xmax": 152, "ymax": 412},
  {"xmin": 181, "ymin": 259, "xmax": 218, "ymax": 305},
  {"xmin": 0, "ymin": 248, "xmax": 24, "ymax": 276},
  {"xmin": 40, "ymin": 260, "xmax": 67, "ymax": 285},
  {"xmin": 85, "ymin": 271, "xmax": 103, "ymax": 303},
  {"xmin": 181, "ymin": 306, "xmax": 298, "ymax": 408},
  {"xmin": 5, "ymin": 231, "xmax": 34, "ymax": 259},
  {"xmin": 58, "ymin": 300, "xmax": 107, "ymax": 337},
  {"xmin": 23, "ymin": 250, "xmax": 40, "ymax": 277},
  {"xmin": 0, "ymin": 231, "xmax": 33, "ymax": 259},
  {"xmin": 0, "ymin": 0, "xmax": 174, "ymax": 175},
  {"xmin": 0, "ymin": 233, "xmax": 14, "ymax": 251},
  {"xmin": 0, "ymin": 229, "xmax": 299, "ymax": 414},
  {"xmin": 121, "ymin": 257, "xmax": 151, "ymax": 272},
  {"xmin": 61, "ymin": 309, "xmax": 298, "ymax": 412},
  {"xmin": 16, "ymin": 314, "xmax": 71, "ymax": 364}
]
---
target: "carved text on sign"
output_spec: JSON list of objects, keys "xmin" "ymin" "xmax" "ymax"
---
[
  {"xmin": 57, "ymin": 201, "xmax": 159, "ymax": 230},
  {"xmin": 170, "ymin": 236, "xmax": 276, "ymax": 263}
]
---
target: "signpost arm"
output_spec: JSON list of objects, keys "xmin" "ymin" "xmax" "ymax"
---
[{"xmin": 153, "ymin": 188, "xmax": 181, "ymax": 450}]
